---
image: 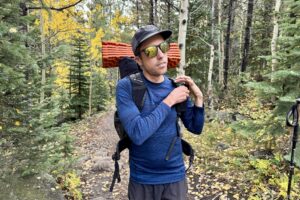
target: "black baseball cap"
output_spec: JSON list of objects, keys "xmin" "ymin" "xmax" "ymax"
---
[{"xmin": 131, "ymin": 25, "xmax": 172, "ymax": 56}]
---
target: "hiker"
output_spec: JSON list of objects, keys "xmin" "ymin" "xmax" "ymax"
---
[{"xmin": 116, "ymin": 25, "xmax": 205, "ymax": 200}]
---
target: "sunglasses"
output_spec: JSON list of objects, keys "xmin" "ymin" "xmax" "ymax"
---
[{"xmin": 139, "ymin": 41, "xmax": 170, "ymax": 58}]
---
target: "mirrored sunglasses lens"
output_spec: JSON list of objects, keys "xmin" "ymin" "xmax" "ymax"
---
[
  {"xmin": 160, "ymin": 42, "xmax": 169, "ymax": 53},
  {"xmin": 144, "ymin": 46, "xmax": 157, "ymax": 58}
]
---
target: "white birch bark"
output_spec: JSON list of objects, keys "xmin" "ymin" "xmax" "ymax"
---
[
  {"xmin": 271, "ymin": 0, "xmax": 281, "ymax": 78},
  {"xmin": 218, "ymin": 0, "xmax": 224, "ymax": 86},
  {"xmin": 88, "ymin": 32, "xmax": 93, "ymax": 117},
  {"xmin": 207, "ymin": 0, "xmax": 215, "ymax": 109},
  {"xmin": 207, "ymin": 44, "xmax": 215, "ymax": 108},
  {"xmin": 177, "ymin": 0, "xmax": 189, "ymax": 75},
  {"xmin": 157, "ymin": 0, "xmax": 161, "ymax": 27},
  {"xmin": 88, "ymin": 66, "xmax": 93, "ymax": 117}
]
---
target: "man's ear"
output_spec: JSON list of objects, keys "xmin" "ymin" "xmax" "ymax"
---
[{"xmin": 134, "ymin": 56, "xmax": 142, "ymax": 67}]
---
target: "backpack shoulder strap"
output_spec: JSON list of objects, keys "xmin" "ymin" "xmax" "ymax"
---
[
  {"xmin": 168, "ymin": 77, "xmax": 194, "ymax": 171},
  {"xmin": 110, "ymin": 72, "xmax": 146, "ymax": 192},
  {"xmin": 129, "ymin": 72, "xmax": 147, "ymax": 111}
]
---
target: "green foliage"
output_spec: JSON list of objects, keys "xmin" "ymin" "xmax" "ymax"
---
[
  {"xmin": 245, "ymin": 81, "xmax": 278, "ymax": 95},
  {"xmin": 185, "ymin": 120, "xmax": 300, "ymax": 199},
  {"xmin": 92, "ymin": 68, "xmax": 111, "ymax": 112},
  {"xmin": 57, "ymin": 171, "xmax": 82, "ymax": 200},
  {"xmin": 0, "ymin": 1, "xmax": 77, "ymax": 180},
  {"xmin": 67, "ymin": 36, "xmax": 90, "ymax": 119},
  {"xmin": 285, "ymin": 146, "xmax": 300, "ymax": 168},
  {"xmin": 250, "ymin": 0, "xmax": 274, "ymax": 69},
  {"xmin": 230, "ymin": 0, "xmax": 300, "ymax": 169},
  {"xmin": 0, "ymin": 0, "xmax": 38, "ymax": 174},
  {"xmin": 185, "ymin": 1, "xmax": 211, "ymax": 87}
]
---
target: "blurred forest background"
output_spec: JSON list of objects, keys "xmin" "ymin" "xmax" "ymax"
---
[{"xmin": 0, "ymin": 0, "xmax": 299, "ymax": 199}]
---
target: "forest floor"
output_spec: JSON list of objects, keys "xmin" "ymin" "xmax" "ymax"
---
[
  {"xmin": 70, "ymin": 107, "xmax": 300, "ymax": 200},
  {"xmin": 70, "ymin": 106, "xmax": 200, "ymax": 200},
  {"xmin": 70, "ymin": 106, "xmax": 128, "ymax": 200}
]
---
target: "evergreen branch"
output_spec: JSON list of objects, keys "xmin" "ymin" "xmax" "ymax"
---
[
  {"xmin": 27, "ymin": 0, "xmax": 83, "ymax": 11},
  {"xmin": 163, "ymin": 0, "xmax": 180, "ymax": 12}
]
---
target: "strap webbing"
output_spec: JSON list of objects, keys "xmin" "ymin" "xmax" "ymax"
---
[
  {"xmin": 110, "ymin": 137, "xmax": 130, "ymax": 192},
  {"xmin": 181, "ymin": 139, "xmax": 194, "ymax": 171},
  {"xmin": 129, "ymin": 73, "xmax": 147, "ymax": 111},
  {"xmin": 111, "ymin": 72, "xmax": 195, "ymax": 192}
]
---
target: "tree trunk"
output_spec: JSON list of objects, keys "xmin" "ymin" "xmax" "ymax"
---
[
  {"xmin": 211, "ymin": 0, "xmax": 215, "ymax": 39},
  {"xmin": 167, "ymin": 0, "xmax": 171, "ymax": 29},
  {"xmin": 149, "ymin": 0, "xmax": 154, "ymax": 24},
  {"xmin": 40, "ymin": 10, "xmax": 46, "ymax": 103},
  {"xmin": 136, "ymin": 0, "xmax": 140, "ymax": 28},
  {"xmin": 223, "ymin": 0, "xmax": 234, "ymax": 89},
  {"xmin": 218, "ymin": 0, "xmax": 224, "ymax": 87},
  {"xmin": 207, "ymin": 45, "xmax": 215, "ymax": 108},
  {"xmin": 88, "ymin": 66, "xmax": 93, "ymax": 117},
  {"xmin": 207, "ymin": 0, "xmax": 216, "ymax": 108},
  {"xmin": 156, "ymin": 0, "xmax": 161, "ymax": 27},
  {"xmin": 271, "ymin": 0, "xmax": 281, "ymax": 78},
  {"xmin": 260, "ymin": 1, "xmax": 272, "ymax": 69},
  {"xmin": 178, "ymin": 0, "xmax": 189, "ymax": 75},
  {"xmin": 240, "ymin": 0, "xmax": 254, "ymax": 72}
]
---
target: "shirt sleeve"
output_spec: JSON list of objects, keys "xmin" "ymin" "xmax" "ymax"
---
[
  {"xmin": 180, "ymin": 98, "xmax": 205, "ymax": 134},
  {"xmin": 116, "ymin": 78, "xmax": 171, "ymax": 145}
]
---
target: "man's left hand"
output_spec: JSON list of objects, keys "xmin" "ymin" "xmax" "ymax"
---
[{"xmin": 175, "ymin": 75, "xmax": 203, "ymax": 107}]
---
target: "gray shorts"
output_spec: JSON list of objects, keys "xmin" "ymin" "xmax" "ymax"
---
[{"xmin": 128, "ymin": 178, "xmax": 188, "ymax": 200}]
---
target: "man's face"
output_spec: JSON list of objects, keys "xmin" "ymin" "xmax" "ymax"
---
[{"xmin": 135, "ymin": 35, "xmax": 168, "ymax": 81}]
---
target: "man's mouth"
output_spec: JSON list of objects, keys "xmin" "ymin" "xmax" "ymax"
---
[{"xmin": 157, "ymin": 63, "xmax": 166, "ymax": 68}]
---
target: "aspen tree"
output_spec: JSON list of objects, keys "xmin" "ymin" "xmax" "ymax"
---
[
  {"xmin": 271, "ymin": 0, "xmax": 281, "ymax": 80},
  {"xmin": 178, "ymin": 0, "xmax": 189, "ymax": 75}
]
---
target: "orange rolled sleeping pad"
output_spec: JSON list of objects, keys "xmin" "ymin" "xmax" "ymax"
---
[{"xmin": 102, "ymin": 41, "xmax": 180, "ymax": 68}]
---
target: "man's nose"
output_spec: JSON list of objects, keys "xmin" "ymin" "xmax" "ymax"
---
[{"xmin": 156, "ymin": 48, "xmax": 164, "ymax": 59}]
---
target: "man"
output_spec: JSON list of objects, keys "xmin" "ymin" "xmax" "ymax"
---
[{"xmin": 116, "ymin": 25, "xmax": 205, "ymax": 200}]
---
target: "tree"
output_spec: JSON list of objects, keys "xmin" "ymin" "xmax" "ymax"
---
[
  {"xmin": 0, "ymin": 0, "xmax": 76, "ymax": 176},
  {"xmin": 270, "ymin": 0, "xmax": 281, "ymax": 77},
  {"xmin": 234, "ymin": 0, "xmax": 300, "ymax": 155},
  {"xmin": 0, "ymin": 0, "xmax": 38, "ymax": 173},
  {"xmin": 178, "ymin": 0, "xmax": 189, "ymax": 75},
  {"xmin": 240, "ymin": 0, "xmax": 254, "ymax": 72},
  {"xmin": 68, "ymin": 36, "xmax": 90, "ymax": 120},
  {"xmin": 136, "ymin": 0, "xmax": 141, "ymax": 27},
  {"xmin": 217, "ymin": 0, "xmax": 224, "ymax": 86},
  {"xmin": 223, "ymin": 0, "xmax": 235, "ymax": 89},
  {"xmin": 149, "ymin": 0, "xmax": 154, "ymax": 24}
]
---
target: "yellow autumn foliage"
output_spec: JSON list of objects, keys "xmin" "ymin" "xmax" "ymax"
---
[
  {"xmin": 54, "ymin": 60, "xmax": 69, "ymax": 88},
  {"xmin": 90, "ymin": 28, "xmax": 105, "ymax": 60},
  {"xmin": 110, "ymin": 9, "xmax": 133, "ymax": 41},
  {"xmin": 32, "ymin": 0, "xmax": 87, "ymax": 44},
  {"xmin": 15, "ymin": 121, "xmax": 21, "ymax": 126}
]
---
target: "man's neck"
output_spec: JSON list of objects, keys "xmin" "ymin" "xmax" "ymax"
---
[{"xmin": 143, "ymin": 73, "xmax": 164, "ymax": 83}]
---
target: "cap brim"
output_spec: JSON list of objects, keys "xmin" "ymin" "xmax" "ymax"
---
[{"xmin": 139, "ymin": 30, "xmax": 172, "ymax": 46}]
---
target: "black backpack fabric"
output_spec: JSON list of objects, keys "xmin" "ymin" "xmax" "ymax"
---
[
  {"xmin": 110, "ymin": 57, "xmax": 194, "ymax": 192},
  {"xmin": 118, "ymin": 57, "xmax": 141, "ymax": 79}
]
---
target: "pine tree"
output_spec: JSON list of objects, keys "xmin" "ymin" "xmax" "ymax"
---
[
  {"xmin": 91, "ymin": 68, "xmax": 110, "ymax": 112},
  {"xmin": 68, "ymin": 36, "xmax": 90, "ymax": 120},
  {"xmin": 0, "ymin": 0, "xmax": 39, "ymax": 174},
  {"xmin": 233, "ymin": 0, "xmax": 300, "ymax": 154},
  {"xmin": 276, "ymin": 0, "xmax": 300, "ymax": 165},
  {"xmin": 0, "ymin": 0, "xmax": 76, "ymax": 176}
]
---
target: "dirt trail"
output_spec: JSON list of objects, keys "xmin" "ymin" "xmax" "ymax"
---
[
  {"xmin": 71, "ymin": 107, "xmax": 197, "ymax": 200},
  {"xmin": 71, "ymin": 107, "xmax": 129, "ymax": 200}
]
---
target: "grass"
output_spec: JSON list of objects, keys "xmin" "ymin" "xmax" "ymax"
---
[{"xmin": 184, "ymin": 121, "xmax": 300, "ymax": 199}]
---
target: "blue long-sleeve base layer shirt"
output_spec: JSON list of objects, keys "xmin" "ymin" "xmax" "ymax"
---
[{"xmin": 116, "ymin": 74, "xmax": 205, "ymax": 185}]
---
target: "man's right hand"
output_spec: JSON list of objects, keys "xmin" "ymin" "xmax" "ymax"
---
[{"xmin": 163, "ymin": 86, "xmax": 190, "ymax": 107}]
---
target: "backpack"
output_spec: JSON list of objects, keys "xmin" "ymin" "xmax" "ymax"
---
[{"xmin": 110, "ymin": 57, "xmax": 195, "ymax": 192}]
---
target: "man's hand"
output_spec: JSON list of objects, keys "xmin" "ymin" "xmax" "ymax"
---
[
  {"xmin": 163, "ymin": 85, "xmax": 190, "ymax": 107},
  {"xmin": 174, "ymin": 75, "xmax": 203, "ymax": 107}
]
